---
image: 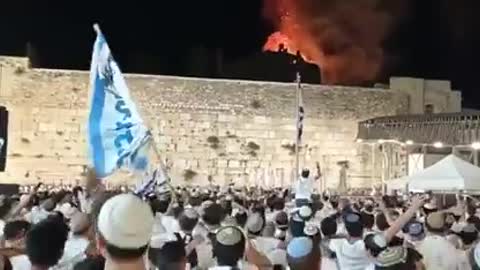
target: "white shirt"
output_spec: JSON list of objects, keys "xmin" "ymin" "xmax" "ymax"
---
[
  {"xmin": 417, "ymin": 235, "xmax": 460, "ymax": 270},
  {"xmin": 295, "ymin": 176, "xmax": 313, "ymax": 200},
  {"xmin": 9, "ymin": 255, "xmax": 31, "ymax": 270},
  {"xmin": 208, "ymin": 260, "xmax": 256, "ymax": 269},
  {"xmin": 55, "ymin": 236, "xmax": 89, "ymax": 270},
  {"xmin": 329, "ymin": 238, "xmax": 370, "ymax": 270},
  {"xmin": 152, "ymin": 213, "xmax": 180, "ymax": 235},
  {"xmin": 0, "ymin": 219, "xmax": 5, "ymax": 238},
  {"xmin": 27, "ymin": 206, "xmax": 50, "ymax": 224},
  {"xmin": 251, "ymin": 237, "xmax": 281, "ymax": 255}
]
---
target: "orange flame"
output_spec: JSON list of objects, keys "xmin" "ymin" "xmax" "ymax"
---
[
  {"xmin": 263, "ymin": 32, "xmax": 311, "ymax": 62},
  {"xmin": 262, "ymin": 0, "xmax": 404, "ymax": 85}
]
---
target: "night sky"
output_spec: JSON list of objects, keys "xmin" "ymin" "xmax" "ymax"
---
[{"xmin": 2, "ymin": 0, "xmax": 480, "ymax": 108}]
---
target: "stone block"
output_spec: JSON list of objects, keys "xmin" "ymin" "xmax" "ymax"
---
[
  {"xmin": 217, "ymin": 160, "xmax": 228, "ymax": 168},
  {"xmin": 228, "ymin": 160, "xmax": 241, "ymax": 168}
]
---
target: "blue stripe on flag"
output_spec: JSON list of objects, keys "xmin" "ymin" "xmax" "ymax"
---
[
  {"xmin": 89, "ymin": 73, "xmax": 107, "ymax": 176},
  {"xmin": 88, "ymin": 26, "xmax": 151, "ymax": 179}
]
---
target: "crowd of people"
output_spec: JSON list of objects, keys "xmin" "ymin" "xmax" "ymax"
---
[{"xmin": 0, "ymin": 168, "xmax": 479, "ymax": 270}]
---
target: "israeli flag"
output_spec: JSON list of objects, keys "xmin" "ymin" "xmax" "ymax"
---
[
  {"xmin": 134, "ymin": 166, "xmax": 170, "ymax": 198},
  {"xmin": 88, "ymin": 24, "xmax": 151, "ymax": 178}
]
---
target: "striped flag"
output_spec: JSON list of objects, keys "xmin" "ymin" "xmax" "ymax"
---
[
  {"xmin": 134, "ymin": 166, "xmax": 170, "ymax": 198},
  {"xmin": 88, "ymin": 24, "xmax": 151, "ymax": 178}
]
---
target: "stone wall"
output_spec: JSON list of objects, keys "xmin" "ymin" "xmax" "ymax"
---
[{"xmin": 0, "ymin": 56, "xmax": 410, "ymax": 187}]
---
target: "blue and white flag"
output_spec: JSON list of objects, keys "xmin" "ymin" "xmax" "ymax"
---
[
  {"xmin": 88, "ymin": 24, "xmax": 151, "ymax": 178},
  {"xmin": 134, "ymin": 166, "xmax": 170, "ymax": 198}
]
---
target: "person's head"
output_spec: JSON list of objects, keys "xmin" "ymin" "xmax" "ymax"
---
[
  {"xmin": 73, "ymin": 256, "xmax": 105, "ymax": 270},
  {"xmin": 70, "ymin": 212, "xmax": 93, "ymax": 238},
  {"xmin": 422, "ymin": 202, "xmax": 438, "ymax": 216},
  {"xmin": 303, "ymin": 224, "xmax": 321, "ymax": 244},
  {"xmin": 301, "ymin": 169, "xmax": 310, "ymax": 178},
  {"xmin": 361, "ymin": 212, "xmax": 375, "ymax": 230},
  {"xmin": 96, "ymin": 194, "xmax": 154, "ymax": 262},
  {"xmin": 178, "ymin": 208, "xmax": 199, "ymax": 233},
  {"xmin": 425, "ymin": 212, "xmax": 446, "ymax": 234},
  {"xmin": 233, "ymin": 209, "xmax": 248, "ymax": 227},
  {"xmin": 26, "ymin": 218, "xmax": 69, "ymax": 269},
  {"xmin": 344, "ymin": 212, "xmax": 364, "ymax": 238},
  {"xmin": 246, "ymin": 212, "xmax": 265, "ymax": 236},
  {"xmin": 202, "ymin": 203, "xmax": 224, "ymax": 227},
  {"xmin": 273, "ymin": 197, "xmax": 285, "ymax": 211},
  {"xmin": 150, "ymin": 198, "xmax": 170, "ymax": 214},
  {"xmin": 374, "ymin": 246, "xmax": 410, "ymax": 270},
  {"xmin": 467, "ymin": 215, "xmax": 480, "ymax": 232},
  {"xmin": 375, "ymin": 213, "xmax": 390, "ymax": 231},
  {"xmin": 212, "ymin": 226, "xmax": 246, "ymax": 267},
  {"xmin": 3, "ymin": 220, "xmax": 31, "ymax": 248},
  {"xmin": 321, "ymin": 216, "xmax": 337, "ymax": 237},
  {"xmin": 405, "ymin": 221, "xmax": 425, "ymax": 242},
  {"xmin": 459, "ymin": 223, "xmax": 478, "ymax": 246},
  {"xmin": 297, "ymin": 205, "xmax": 313, "ymax": 221},
  {"xmin": 287, "ymin": 237, "xmax": 321, "ymax": 270},
  {"xmin": 148, "ymin": 234, "xmax": 186, "ymax": 270},
  {"xmin": 364, "ymin": 233, "xmax": 388, "ymax": 258}
]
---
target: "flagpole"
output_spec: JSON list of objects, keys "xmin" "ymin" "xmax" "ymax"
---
[{"xmin": 295, "ymin": 71, "xmax": 301, "ymax": 183}]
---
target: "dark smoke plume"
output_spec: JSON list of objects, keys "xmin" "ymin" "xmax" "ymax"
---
[{"xmin": 263, "ymin": 0, "xmax": 409, "ymax": 85}]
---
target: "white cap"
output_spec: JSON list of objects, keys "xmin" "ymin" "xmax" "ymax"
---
[{"xmin": 98, "ymin": 194, "xmax": 154, "ymax": 249}]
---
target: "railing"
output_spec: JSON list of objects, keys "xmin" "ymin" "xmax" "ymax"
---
[{"xmin": 357, "ymin": 112, "xmax": 480, "ymax": 145}]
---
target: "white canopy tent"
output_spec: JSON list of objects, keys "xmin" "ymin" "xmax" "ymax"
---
[{"xmin": 395, "ymin": 154, "xmax": 480, "ymax": 192}]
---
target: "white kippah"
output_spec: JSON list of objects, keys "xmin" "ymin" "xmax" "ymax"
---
[{"xmin": 299, "ymin": 205, "xmax": 312, "ymax": 218}]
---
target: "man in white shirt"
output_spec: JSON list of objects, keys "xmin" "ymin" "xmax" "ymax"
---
[
  {"xmin": 417, "ymin": 212, "xmax": 461, "ymax": 270},
  {"xmin": 329, "ymin": 213, "xmax": 370, "ymax": 270},
  {"xmin": 56, "ymin": 212, "xmax": 92, "ymax": 270},
  {"xmin": 294, "ymin": 169, "xmax": 317, "ymax": 207}
]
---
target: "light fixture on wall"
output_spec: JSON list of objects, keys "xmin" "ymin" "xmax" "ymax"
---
[
  {"xmin": 433, "ymin": 142, "xmax": 444, "ymax": 148},
  {"xmin": 472, "ymin": 142, "xmax": 480, "ymax": 150},
  {"xmin": 405, "ymin": 140, "xmax": 414, "ymax": 145}
]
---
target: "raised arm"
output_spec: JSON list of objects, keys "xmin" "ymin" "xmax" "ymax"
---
[{"xmin": 384, "ymin": 195, "xmax": 426, "ymax": 243}]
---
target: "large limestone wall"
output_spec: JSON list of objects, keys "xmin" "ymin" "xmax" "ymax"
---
[{"xmin": 0, "ymin": 56, "xmax": 409, "ymax": 187}]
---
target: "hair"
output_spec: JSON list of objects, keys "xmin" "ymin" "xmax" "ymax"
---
[
  {"xmin": 73, "ymin": 256, "xmax": 105, "ymax": 270},
  {"xmin": 287, "ymin": 245, "xmax": 321, "ymax": 270},
  {"xmin": 97, "ymin": 233, "xmax": 148, "ymax": 260},
  {"xmin": 172, "ymin": 204, "xmax": 184, "ymax": 219},
  {"xmin": 179, "ymin": 214, "xmax": 198, "ymax": 232},
  {"xmin": 320, "ymin": 217, "xmax": 337, "ymax": 237},
  {"xmin": 361, "ymin": 212, "xmax": 375, "ymax": 230},
  {"xmin": 0, "ymin": 198, "xmax": 13, "ymax": 220},
  {"xmin": 212, "ymin": 230, "xmax": 246, "ymax": 267},
  {"xmin": 375, "ymin": 213, "xmax": 390, "ymax": 231},
  {"xmin": 3, "ymin": 220, "xmax": 31, "ymax": 241},
  {"xmin": 467, "ymin": 216, "xmax": 480, "ymax": 232},
  {"xmin": 26, "ymin": 218, "xmax": 69, "ymax": 267},
  {"xmin": 234, "ymin": 211, "xmax": 248, "ymax": 227},
  {"xmin": 148, "ymin": 237, "xmax": 186, "ymax": 270},
  {"xmin": 301, "ymin": 169, "xmax": 310, "ymax": 178},
  {"xmin": 345, "ymin": 221, "xmax": 364, "ymax": 238},
  {"xmin": 459, "ymin": 230, "xmax": 478, "ymax": 246},
  {"xmin": 202, "ymin": 203, "xmax": 225, "ymax": 226}
]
